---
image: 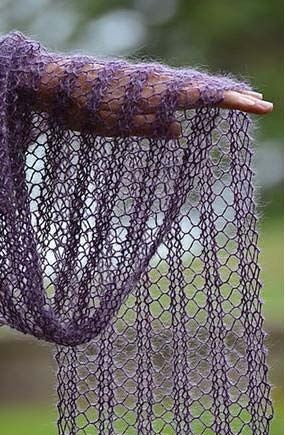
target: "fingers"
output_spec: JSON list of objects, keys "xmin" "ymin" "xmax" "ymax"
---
[
  {"xmin": 93, "ymin": 112, "xmax": 181, "ymax": 138},
  {"xmin": 37, "ymin": 63, "xmax": 182, "ymax": 137},
  {"xmin": 220, "ymin": 90, "xmax": 273, "ymax": 114},
  {"xmin": 64, "ymin": 105, "xmax": 182, "ymax": 138},
  {"xmin": 36, "ymin": 61, "xmax": 273, "ymax": 139},
  {"xmin": 76, "ymin": 68, "xmax": 198, "ymax": 115},
  {"xmin": 239, "ymin": 89, "xmax": 263, "ymax": 100}
]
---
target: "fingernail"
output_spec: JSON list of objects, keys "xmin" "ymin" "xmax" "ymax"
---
[{"xmin": 255, "ymin": 101, "xmax": 273, "ymax": 112}]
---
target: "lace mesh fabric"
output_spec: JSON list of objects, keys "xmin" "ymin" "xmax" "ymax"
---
[{"xmin": 0, "ymin": 32, "xmax": 273, "ymax": 434}]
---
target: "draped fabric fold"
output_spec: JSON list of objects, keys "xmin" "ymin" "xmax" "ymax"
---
[{"xmin": 0, "ymin": 32, "xmax": 272, "ymax": 434}]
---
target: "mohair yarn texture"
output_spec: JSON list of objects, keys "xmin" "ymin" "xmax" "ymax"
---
[{"xmin": 0, "ymin": 32, "xmax": 273, "ymax": 434}]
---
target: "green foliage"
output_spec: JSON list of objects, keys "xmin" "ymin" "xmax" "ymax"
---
[
  {"xmin": 0, "ymin": 397, "xmax": 282, "ymax": 435},
  {"xmin": 67, "ymin": 0, "xmax": 283, "ymax": 142},
  {"xmin": 0, "ymin": 1, "xmax": 282, "ymax": 432}
]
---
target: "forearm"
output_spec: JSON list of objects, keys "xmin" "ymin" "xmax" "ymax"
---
[{"xmin": 5, "ymin": 31, "xmax": 272, "ymax": 138}]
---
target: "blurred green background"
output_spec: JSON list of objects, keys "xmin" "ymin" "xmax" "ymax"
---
[{"xmin": 0, "ymin": 0, "xmax": 283, "ymax": 434}]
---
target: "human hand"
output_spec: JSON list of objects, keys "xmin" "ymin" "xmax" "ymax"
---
[
  {"xmin": 36, "ymin": 61, "xmax": 273, "ymax": 138},
  {"xmin": 219, "ymin": 89, "xmax": 273, "ymax": 114}
]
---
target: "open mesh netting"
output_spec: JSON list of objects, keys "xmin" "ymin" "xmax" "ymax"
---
[{"xmin": 0, "ymin": 32, "xmax": 273, "ymax": 434}]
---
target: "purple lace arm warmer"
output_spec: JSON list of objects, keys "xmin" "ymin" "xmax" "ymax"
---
[{"xmin": 0, "ymin": 31, "xmax": 272, "ymax": 434}]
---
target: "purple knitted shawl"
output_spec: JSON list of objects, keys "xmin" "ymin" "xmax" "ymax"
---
[{"xmin": 0, "ymin": 32, "xmax": 272, "ymax": 434}]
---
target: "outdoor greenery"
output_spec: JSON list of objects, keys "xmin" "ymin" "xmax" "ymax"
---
[
  {"xmin": 0, "ymin": 213, "xmax": 282, "ymax": 434},
  {"xmin": 0, "ymin": 0, "xmax": 282, "ymax": 433}
]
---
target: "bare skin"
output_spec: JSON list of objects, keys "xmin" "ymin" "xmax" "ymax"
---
[{"xmin": 35, "ymin": 61, "xmax": 273, "ymax": 138}]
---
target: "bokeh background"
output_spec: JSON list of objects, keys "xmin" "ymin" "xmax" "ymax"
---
[{"xmin": 0, "ymin": 0, "xmax": 283, "ymax": 434}]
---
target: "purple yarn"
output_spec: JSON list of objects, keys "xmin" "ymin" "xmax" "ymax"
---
[{"xmin": 0, "ymin": 32, "xmax": 272, "ymax": 434}]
